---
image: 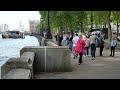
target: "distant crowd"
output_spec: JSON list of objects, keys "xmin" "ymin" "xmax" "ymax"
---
[{"xmin": 53, "ymin": 31, "xmax": 117, "ymax": 65}]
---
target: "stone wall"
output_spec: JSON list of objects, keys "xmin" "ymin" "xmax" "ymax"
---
[
  {"xmin": 46, "ymin": 41, "xmax": 58, "ymax": 46},
  {"xmin": 32, "ymin": 34, "xmax": 41, "ymax": 46},
  {"xmin": 41, "ymin": 37, "xmax": 54, "ymax": 46},
  {"xmin": 1, "ymin": 52, "xmax": 35, "ymax": 79},
  {"xmin": 20, "ymin": 46, "xmax": 72, "ymax": 74},
  {"xmin": 1, "ymin": 37, "xmax": 72, "ymax": 79}
]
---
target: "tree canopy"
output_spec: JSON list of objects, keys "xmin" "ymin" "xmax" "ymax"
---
[{"xmin": 38, "ymin": 11, "xmax": 120, "ymax": 47}]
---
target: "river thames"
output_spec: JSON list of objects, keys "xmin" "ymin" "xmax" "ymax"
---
[{"xmin": 0, "ymin": 34, "xmax": 39, "ymax": 67}]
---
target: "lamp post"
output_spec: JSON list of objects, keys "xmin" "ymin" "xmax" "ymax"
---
[
  {"xmin": 41, "ymin": 21, "xmax": 43, "ymax": 36},
  {"xmin": 40, "ymin": 18, "xmax": 45, "ymax": 37},
  {"xmin": 45, "ymin": 11, "xmax": 52, "ymax": 39}
]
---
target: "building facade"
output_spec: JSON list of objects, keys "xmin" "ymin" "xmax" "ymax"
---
[
  {"xmin": 0, "ymin": 24, "xmax": 9, "ymax": 32},
  {"xmin": 4, "ymin": 24, "xmax": 9, "ymax": 31},
  {"xmin": 29, "ymin": 19, "xmax": 39, "ymax": 33}
]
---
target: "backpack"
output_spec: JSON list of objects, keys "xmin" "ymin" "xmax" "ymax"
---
[
  {"xmin": 95, "ymin": 37, "xmax": 99, "ymax": 47},
  {"xmin": 116, "ymin": 42, "xmax": 117, "ymax": 47},
  {"xmin": 85, "ymin": 39, "xmax": 90, "ymax": 47},
  {"xmin": 98, "ymin": 36, "xmax": 105, "ymax": 46}
]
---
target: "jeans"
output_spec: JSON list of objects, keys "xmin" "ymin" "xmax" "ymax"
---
[
  {"xmin": 99, "ymin": 45, "xmax": 104, "ymax": 56},
  {"xmin": 90, "ymin": 43, "xmax": 96, "ymax": 57},
  {"xmin": 110, "ymin": 46, "xmax": 115, "ymax": 56},
  {"xmin": 69, "ymin": 41, "xmax": 73, "ymax": 52},
  {"xmin": 86, "ymin": 47, "xmax": 89, "ymax": 55},
  {"xmin": 79, "ymin": 52, "xmax": 83, "ymax": 63},
  {"xmin": 63, "ymin": 40, "xmax": 67, "ymax": 46}
]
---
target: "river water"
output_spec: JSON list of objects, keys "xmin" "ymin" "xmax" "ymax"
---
[{"xmin": 0, "ymin": 34, "xmax": 39, "ymax": 67}]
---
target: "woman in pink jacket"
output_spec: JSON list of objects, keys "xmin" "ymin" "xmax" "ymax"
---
[{"xmin": 74, "ymin": 34, "xmax": 86, "ymax": 65}]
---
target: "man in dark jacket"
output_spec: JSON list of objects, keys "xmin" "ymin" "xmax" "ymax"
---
[
  {"xmin": 98, "ymin": 33, "xmax": 105, "ymax": 56},
  {"xmin": 58, "ymin": 32, "xmax": 63, "ymax": 46}
]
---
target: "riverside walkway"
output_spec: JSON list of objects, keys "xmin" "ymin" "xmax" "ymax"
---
[
  {"xmin": 1, "ymin": 36, "xmax": 120, "ymax": 79},
  {"xmin": 34, "ymin": 48, "xmax": 120, "ymax": 79}
]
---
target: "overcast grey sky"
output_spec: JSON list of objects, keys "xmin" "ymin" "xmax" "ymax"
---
[{"xmin": 0, "ymin": 11, "xmax": 40, "ymax": 30}]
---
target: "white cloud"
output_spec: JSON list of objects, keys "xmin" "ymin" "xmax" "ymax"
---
[{"xmin": 0, "ymin": 11, "xmax": 40, "ymax": 30}]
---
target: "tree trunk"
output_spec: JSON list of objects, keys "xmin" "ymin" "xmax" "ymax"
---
[
  {"xmin": 117, "ymin": 21, "xmax": 119, "ymax": 37},
  {"xmin": 106, "ymin": 11, "xmax": 112, "ymax": 49},
  {"xmin": 104, "ymin": 23, "xmax": 106, "ymax": 28},
  {"xmin": 90, "ymin": 11, "xmax": 93, "ymax": 31},
  {"xmin": 80, "ymin": 21, "xmax": 84, "ymax": 33}
]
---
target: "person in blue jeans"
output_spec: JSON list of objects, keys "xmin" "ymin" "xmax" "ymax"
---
[
  {"xmin": 98, "ymin": 34, "xmax": 105, "ymax": 56},
  {"xmin": 90, "ymin": 33, "xmax": 96, "ymax": 60},
  {"xmin": 68, "ymin": 34, "xmax": 73, "ymax": 52},
  {"xmin": 62, "ymin": 31, "xmax": 67, "ymax": 46},
  {"xmin": 110, "ymin": 38, "xmax": 117, "ymax": 57}
]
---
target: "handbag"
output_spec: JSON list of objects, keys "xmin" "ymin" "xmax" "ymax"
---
[
  {"xmin": 82, "ymin": 48, "xmax": 86, "ymax": 55},
  {"xmin": 74, "ymin": 46, "xmax": 81, "ymax": 54}
]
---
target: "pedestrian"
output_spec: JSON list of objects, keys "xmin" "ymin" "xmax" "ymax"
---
[
  {"xmin": 55, "ymin": 32, "xmax": 57, "ymax": 41},
  {"xmin": 110, "ymin": 37, "xmax": 117, "ymax": 57},
  {"xmin": 62, "ymin": 31, "xmax": 67, "ymax": 46},
  {"xmin": 58, "ymin": 32, "xmax": 63, "ymax": 46},
  {"xmin": 82, "ymin": 33, "xmax": 87, "ymax": 57},
  {"xmin": 98, "ymin": 33, "xmax": 105, "ymax": 56},
  {"xmin": 68, "ymin": 34, "xmax": 73, "ymax": 52},
  {"xmin": 72, "ymin": 33, "xmax": 79, "ymax": 59},
  {"xmin": 74, "ymin": 34, "xmax": 86, "ymax": 65},
  {"xmin": 85, "ymin": 36, "xmax": 90, "ymax": 56},
  {"xmin": 90, "ymin": 33, "xmax": 96, "ymax": 60}
]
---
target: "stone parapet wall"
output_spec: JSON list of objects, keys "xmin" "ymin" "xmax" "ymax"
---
[
  {"xmin": 1, "ymin": 52, "xmax": 35, "ymax": 79},
  {"xmin": 20, "ymin": 46, "xmax": 72, "ymax": 73}
]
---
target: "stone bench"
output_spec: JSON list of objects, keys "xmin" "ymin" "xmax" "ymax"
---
[{"xmin": 1, "ymin": 52, "xmax": 35, "ymax": 79}]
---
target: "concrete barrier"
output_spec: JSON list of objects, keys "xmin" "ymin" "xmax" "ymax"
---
[
  {"xmin": 1, "ymin": 52, "xmax": 35, "ymax": 79},
  {"xmin": 41, "ymin": 37, "xmax": 54, "ymax": 46},
  {"xmin": 32, "ymin": 34, "xmax": 41, "ymax": 46},
  {"xmin": 46, "ymin": 41, "xmax": 58, "ymax": 46},
  {"xmin": 2, "ymin": 68, "xmax": 31, "ymax": 79},
  {"xmin": 1, "ymin": 38, "xmax": 72, "ymax": 79},
  {"xmin": 20, "ymin": 46, "xmax": 72, "ymax": 74}
]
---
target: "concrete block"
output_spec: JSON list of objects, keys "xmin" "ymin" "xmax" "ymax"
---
[
  {"xmin": 20, "ymin": 47, "xmax": 45, "ymax": 72},
  {"xmin": 46, "ymin": 41, "xmax": 58, "ymax": 46},
  {"xmin": 2, "ymin": 68, "xmax": 31, "ymax": 79},
  {"xmin": 20, "ymin": 52, "xmax": 35, "ymax": 79},
  {"xmin": 1, "ymin": 52, "xmax": 35, "ymax": 79},
  {"xmin": 41, "ymin": 37, "xmax": 53, "ymax": 46},
  {"xmin": 20, "ymin": 46, "xmax": 72, "ymax": 73}
]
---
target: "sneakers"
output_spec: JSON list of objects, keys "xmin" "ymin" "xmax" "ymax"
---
[
  {"xmin": 73, "ymin": 54, "xmax": 78, "ymax": 59},
  {"xmin": 91, "ymin": 57, "xmax": 95, "ymax": 60},
  {"xmin": 78, "ymin": 62, "xmax": 82, "ymax": 65},
  {"xmin": 83, "ymin": 54, "xmax": 86, "ymax": 57}
]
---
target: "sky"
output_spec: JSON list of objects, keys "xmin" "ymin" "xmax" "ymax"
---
[{"xmin": 0, "ymin": 11, "xmax": 40, "ymax": 30}]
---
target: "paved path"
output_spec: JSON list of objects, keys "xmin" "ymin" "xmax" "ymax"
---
[{"xmin": 34, "ymin": 48, "xmax": 120, "ymax": 79}]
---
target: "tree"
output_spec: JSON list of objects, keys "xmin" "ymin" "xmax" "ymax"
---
[
  {"xmin": 72, "ymin": 11, "xmax": 89, "ymax": 33},
  {"xmin": 39, "ymin": 11, "xmax": 114, "ymax": 46},
  {"xmin": 112, "ymin": 11, "xmax": 120, "ymax": 37},
  {"xmin": 106, "ymin": 11, "xmax": 112, "ymax": 48},
  {"xmin": 39, "ymin": 11, "xmax": 90, "ymax": 33},
  {"xmin": 90, "ymin": 11, "xmax": 93, "ymax": 30},
  {"xmin": 94, "ymin": 11, "xmax": 112, "ymax": 48}
]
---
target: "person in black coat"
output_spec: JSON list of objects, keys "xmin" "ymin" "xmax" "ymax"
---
[
  {"xmin": 98, "ymin": 33, "xmax": 105, "ymax": 56},
  {"xmin": 58, "ymin": 32, "xmax": 63, "ymax": 46}
]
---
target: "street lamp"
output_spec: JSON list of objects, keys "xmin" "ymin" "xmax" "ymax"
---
[
  {"xmin": 45, "ymin": 11, "xmax": 52, "ymax": 39},
  {"xmin": 40, "ymin": 18, "xmax": 43, "ymax": 36}
]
